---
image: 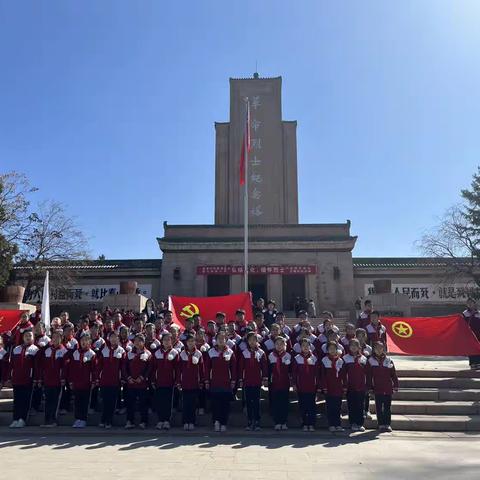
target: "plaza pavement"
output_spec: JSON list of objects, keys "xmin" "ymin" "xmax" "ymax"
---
[{"xmin": 0, "ymin": 429, "xmax": 478, "ymax": 480}]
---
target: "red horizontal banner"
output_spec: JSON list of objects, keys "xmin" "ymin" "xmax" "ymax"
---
[
  {"xmin": 382, "ymin": 314, "xmax": 480, "ymax": 356},
  {"xmin": 169, "ymin": 293, "xmax": 253, "ymax": 328},
  {"xmin": 196, "ymin": 265, "xmax": 317, "ymax": 275}
]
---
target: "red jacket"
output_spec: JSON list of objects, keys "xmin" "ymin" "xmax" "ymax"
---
[
  {"xmin": 463, "ymin": 308, "xmax": 480, "ymax": 340},
  {"xmin": 366, "ymin": 322, "xmax": 387, "ymax": 347},
  {"xmin": 66, "ymin": 348, "xmax": 96, "ymax": 390},
  {"xmin": 238, "ymin": 347, "xmax": 268, "ymax": 387},
  {"xmin": 177, "ymin": 348, "xmax": 205, "ymax": 390},
  {"xmin": 151, "ymin": 347, "xmax": 179, "ymax": 387},
  {"xmin": 320, "ymin": 355, "xmax": 346, "ymax": 396},
  {"xmin": 292, "ymin": 352, "xmax": 320, "ymax": 393},
  {"xmin": 96, "ymin": 345, "xmax": 126, "ymax": 387},
  {"xmin": 356, "ymin": 311, "xmax": 371, "ymax": 329},
  {"xmin": 367, "ymin": 355, "xmax": 399, "ymax": 395},
  {"xmin": 0, "ymin": 348, "xmax": 8, "ymax": 383},
  {"xmin": 268, "ymin": 351, "xmax": 292, "ymax": 391},
  {"xmin": 123, "ymin": 348, "xmax": 152, "ymax": 389},
  {"xmin": 63, "ymin": 337, "xmax": 79, "ymax": 358},
  {"xmin": 40, "ymin": 344, "xmax": 68, "ymax": 387},
  {"xmin": 343, "ymin": 353, "xmax": 368, "ymax": 392},
  {"xmin": 9, "ymin": 321, "xmax": 34, "ymax": 347},
  {"xmin": 204, "ymin": 346, "xmax": 236, "ymax": 390},
  {"xmin": 9, "ymin": 344, "xmax": 40, "ymax": 386}
]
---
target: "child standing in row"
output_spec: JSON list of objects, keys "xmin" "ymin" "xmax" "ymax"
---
[{"xmin": 238, "ymin": 332, "xmax": 268, "ymax": 431}]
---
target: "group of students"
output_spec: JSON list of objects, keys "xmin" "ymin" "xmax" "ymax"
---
[{"xmin": 0, "ymin": 303, "xmax": 399, "ymax": 433}]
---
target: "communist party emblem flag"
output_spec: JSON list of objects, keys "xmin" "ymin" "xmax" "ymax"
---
[
  {"xmin": 382, "ymin": 314, "xmax": 480, "ymax": 356},
  {"xmin": 169, "ymin": 293, "xmax": 253, "ymax": 328},
  {"xmin": 0, "ymin": 310, "xmax": 25, "ymax": 334}
]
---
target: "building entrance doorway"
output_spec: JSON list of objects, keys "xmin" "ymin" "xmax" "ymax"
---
[
  {"xmin": 207, "ymin": 275, "xmax": 230, "ymax": 296},
  {"xmin": 249, "ymin": 275, "xmax": 268, "ymax": 304},
  {"xmin": 282, "ymin": 274, "xmax": 306, "ymax": 312}
]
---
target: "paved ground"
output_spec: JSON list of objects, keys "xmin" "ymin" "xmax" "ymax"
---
[
  {"xmin": 392, "ymin": 356, "xmax": 471, "ymax": 371},
  {"xmin": 0, "ymin": 430, "xmax": 479, "ymax": 479}
]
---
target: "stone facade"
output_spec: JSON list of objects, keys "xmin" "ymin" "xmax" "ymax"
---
[{"xmin": 215, "ymin": 76, "xmax": 298, "ymax": 225}]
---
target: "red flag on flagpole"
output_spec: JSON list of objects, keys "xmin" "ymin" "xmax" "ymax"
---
[
  {"xmin": 239, "ymin": 101, "xmax": 251, "ymax": 185},
  {"xmin": 382, "ymin": 314, "xmax": 480, "ymax": 356},
  {"xmin": 0, "ymin": 310, "xmax": 25, "ymax": 334}
]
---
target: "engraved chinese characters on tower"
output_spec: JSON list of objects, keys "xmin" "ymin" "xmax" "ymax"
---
[{"xmin": 214, "ymin": 75, "xmax": 299, "ymax": 225}]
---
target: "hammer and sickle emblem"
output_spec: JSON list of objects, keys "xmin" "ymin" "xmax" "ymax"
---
[
  {"xmin": 180, "ymin": 303, "xmax": 200, "ymax": 319},
  {"xmin": 392, "ymin": 321, "xmax": 413, "ymax": 338}
]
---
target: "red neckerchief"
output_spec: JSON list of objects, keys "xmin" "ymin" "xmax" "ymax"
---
[
  {"xmin": 216, "ymin": 345, "xmax": 227, "ymax": 358},
  {"xmin": 186, "ymin": 348, "xmax": 198, "ymax": 364},
  {"xmin": 328, "ymin": 354, "xmax": 341, "ymax": 377}
]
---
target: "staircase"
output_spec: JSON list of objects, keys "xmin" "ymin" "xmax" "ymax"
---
[{"xmin": 0, "ymin": 359, "xmax": 478, "ymax": 431}]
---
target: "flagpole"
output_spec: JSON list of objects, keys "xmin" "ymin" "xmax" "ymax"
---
[
  {"xmin": 42, "ymin": 270, "xmax": 51, "ymax": 334},
  {"xmin": 243, "ymin": 99, "xmax": 249, "ymax": 293}
]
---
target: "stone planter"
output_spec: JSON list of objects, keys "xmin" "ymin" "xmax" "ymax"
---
[
  {"xmin": 120, "ymin": 281, "xmax": 138, "ymax": 295},
  {"xmin": 2, "ymin": 285, "xmax": 26, "ymax": 303},
  {"xmin": 373, "ymin": 279, "xmax": 392, "ymax": 294}
]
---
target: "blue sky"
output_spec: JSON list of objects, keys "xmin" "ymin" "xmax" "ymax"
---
[{"xmin": 1, "ymin": 1, "xmax": 480, "ymax": 259}]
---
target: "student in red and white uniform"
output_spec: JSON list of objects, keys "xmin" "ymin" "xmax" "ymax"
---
[
  {"xmin": 113, "ymin": 312, "xmax": 126, "ymax": 330},
  {"xmin": 234, "ymin": 309, "xmax": 247, "ymax": 335},
  {"xmin": 238, "ymin": 331, "xmax": 268, "ymax": 431},
  {"xmin": 8, "ymin": 329, "xmax": 40, "ymax": 428},
  {"xmin": 194, "ymin": 328, "xmax": 210, "ymax": 415},
  {"xmin": 169, "ymin": 324, "xmax": 184, "ymax": 352},
  {"xmin": 290, "ymin": 311, "xmax": 313, "ymax": 343},
  {"xmin": 205, "ymin": 321, "xmax": 217, "ymax": 346},
  {"xmin": 367, "ymin": 341, "xmax": 399, "ymax": 432},
  {"xmin": 118, "ymin": 325, "xmax": 133, "ymax": 352},
  {"xmin": 215, "ymin": 311, "xmax": 227, "ymax": 330},
  {"xmin": 155, "ymin": 317, "xmax": 168, "ymax": 337},
  {"xmin": 205, "ymin": 331, "xmax": 236, "ymax": 432},
  {"xmin": 176, "ymin": 334, "xmax": 205, "ymax": 430},
  {"xmin": 128, "ymin": 317, "xmax": 145, "ymax": 341},
  {"xmin": 293, "ymin": 327, "xmax": 317, "ymax": 354},
  {"xmin": 5, "ymin": 312, "xmax": 33, "ymax": 348},
  {"xmin": 58, "ymin": 322, "xmax": 78, "ymax": 414},
  {"xmin": 320, "ymin": 341, "xmax": 346, "ymax": 432},
  {"xmin": 102, "ymin": 317, "xmax": 115, "ymax": 339},
  {"xmin": 343, "ymin": 338, "xmax": 368, "ymax": 431},
  {"xmin": 355, "ymin": 328, "xmax": 372, "ymax": 420},
  {"xmin": 366, "ymin": 311, "xmax": 387, "ymax": 347},
  {"xmin": 463, "ymin": 297, "xmax": 480, "ymax": 369},
  {"xmin": 262, "ymin": 323, "xmax": 291, "ymax": 354},
  {"xmin": 268, "ymin": 337, "xmax": 291, "ymax": 431},
  {"xmin": 39, "ymin": 329, "xmax": 67, "ymax": 427},
  {"xmin": 96, "ymin": 331, "xmax": 125, "ymax": 429},
  {"xmin": 225, "ymin": 322, "xmax": 242, "ymax": 350},
  {"xmin": 292, "ymin": 338, "xmax": 320, "ymax": 431},
  {"xmin": 0, "ymin": 337, "xmax": 8, "ymax": 388},
  {"xmin": 88, "ymin": 322, "xmax": 105, "ymax": 413},
  {"xmin": 180, "ymin": 317, "xmax": 196, "ymax": 343},
  {"xmin": 75, "ymin": 316, "xmax": 90, "ymax": 341},
  {"xmin": 145, "ymin": 323, "xmax": 161, "ymax": 353},
  {"xmin": 151, "ymin": 332, "xmax": 179, "ymax": 430},
  {"xmin": 123, "ymin": 333, "xmax": 152, "ymax": 429},
  {"xmin": 318, "ymin": 330, "xmax": 345, "ymax": 358},
  {"xmin": 340, "ymin": 323, "xmax": 356, "ymax": 349},
  {"xmin": 31, "ymin": 321, "xmax": 51, "ymax": 413},
  {"xmin": 275, "ymin": 312, "xmax": 292, "ymax": 337},
  {"xmin": 315, "ymin": 312, "xmax": 339, "ymax": 336},
  {"xmin": 66, "ymin": 333, "xmax": 96, "ymax": 428},
  {"xmin": 254, "ymin": 312, "xmax": 270, "ymax": 339},
  {"xmin": 356, "ymin": 299, "xmax": 373, "ymax": 329}
]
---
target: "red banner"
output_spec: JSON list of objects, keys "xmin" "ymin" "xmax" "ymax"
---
[
  {"xmin": 0, "ymin": 310, "xmax": 25, "ymax": 334},
  {"xmin": 169, "ymin": 293, "xmax": 253, "ymax": 328},
  {"xmin": 382, "ymin": 314, "xmax": 480, "ymax": 356},
  {"xmin": 196, "ymin": 265, "xmax": 317, "ymax": 275}
]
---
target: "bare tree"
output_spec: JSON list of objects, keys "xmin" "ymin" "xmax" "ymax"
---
[
  {"xmin": 14, "ymin": 200, "xmax": 91, "ymax": 301},
  {"xmin": 418, "ymin": 205, "xmax": 480, "ymax": 287}
]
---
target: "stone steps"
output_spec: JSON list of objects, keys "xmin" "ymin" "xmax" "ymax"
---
[{"xmin": 399, "ymin": 377, "xmax": 480, "ymax": 389}]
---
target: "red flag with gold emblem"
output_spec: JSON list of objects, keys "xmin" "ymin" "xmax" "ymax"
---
[
  {"xmin": 382, "ymin": 314, "xmax": 480, "ymax": 356},
  {"xmin": 168, "ymin": 293, "xmax": 253, "ymax": 328},
  {"xmin": 0, "ymin": 310, "xmax": 25, "ymax": 334}
]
